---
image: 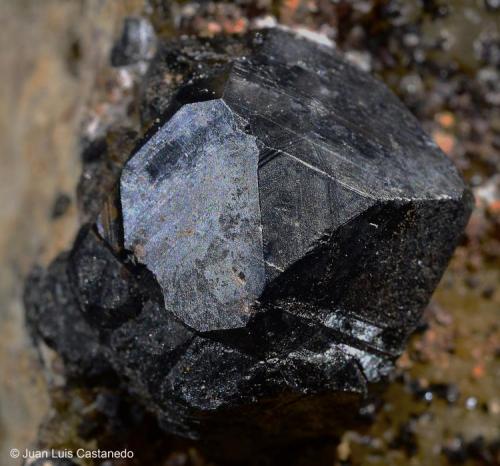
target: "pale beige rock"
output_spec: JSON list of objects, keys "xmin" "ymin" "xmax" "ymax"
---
[{"xmin": 0, "ymin": 1, "xmax": 144, "ymax": 463}]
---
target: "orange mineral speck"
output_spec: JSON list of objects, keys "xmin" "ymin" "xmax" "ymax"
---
[
  {"xmin": 207, "ymin": 21, "xmax": 222, "ymax": 35},
  {"xmin": 436, "ymin": 111, "xmax": 455, "ymax": 129},
  {"xmin": 224, "ymin": 18, "xmax": 247, "ymax": 35},
  {"xmin": 472, "ymin": 363, "xmax": 485, "ymax": 379},
  {"xmin": 488, "ymin": 200, "xmax": 500, "ymax": 216},
  {"xmin": 285, "ymin": 0, "xmax": 301, "ymax": 12},
  {"xmin": 433, "ymin": 130, "xmax": 455, "ymax": 155}
]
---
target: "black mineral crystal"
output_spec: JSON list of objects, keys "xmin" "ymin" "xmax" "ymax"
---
[{"xmin": 25, "ymin": 29, "xmax": 472, "ymax": 454}]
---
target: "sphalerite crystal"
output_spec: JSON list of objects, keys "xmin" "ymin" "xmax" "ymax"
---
[{"xmin": 24, "ymin": 29, "xmax": 472, "ymax": 450}]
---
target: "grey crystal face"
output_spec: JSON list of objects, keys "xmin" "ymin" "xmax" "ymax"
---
[
  {"xmin": 121, "ymin": 99, "xmax": 264, "ymax": 332},
  {"xmin": 257, "ymin": 152, "xmax": 374, "ymax": 279}
]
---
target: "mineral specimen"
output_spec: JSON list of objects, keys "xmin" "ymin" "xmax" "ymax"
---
[{"xmin": 24, "ymin": 28, "xmax": 472, "ymax": 453}]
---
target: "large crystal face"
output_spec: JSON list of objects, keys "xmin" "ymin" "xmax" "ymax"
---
[
  {"xmin": 25, "ymin": 29, "xmax": 473, "ymax": 444},
  {"xmin": 121, "ymin": 100, "xmax": 263, "ymax": 332}
]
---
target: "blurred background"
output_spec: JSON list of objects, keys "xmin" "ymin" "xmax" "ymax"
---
[{"xmin": 0, "ymin": 1, "xmax": 498, "ymax": 465}]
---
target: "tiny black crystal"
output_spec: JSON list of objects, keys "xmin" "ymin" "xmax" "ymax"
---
[{"xmin": 25, "ymin": 29, "xmax": 472, "ymax": 451}]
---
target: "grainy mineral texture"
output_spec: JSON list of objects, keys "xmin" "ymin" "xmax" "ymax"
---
[{"xmin": 24, "ymin": 28, "xmax": 472, "ymax": 458}]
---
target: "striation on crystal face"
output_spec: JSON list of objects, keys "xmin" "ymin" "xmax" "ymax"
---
[{"xmin": 24, "ymin": 28, "xmax": 473, "ymax": 449}]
